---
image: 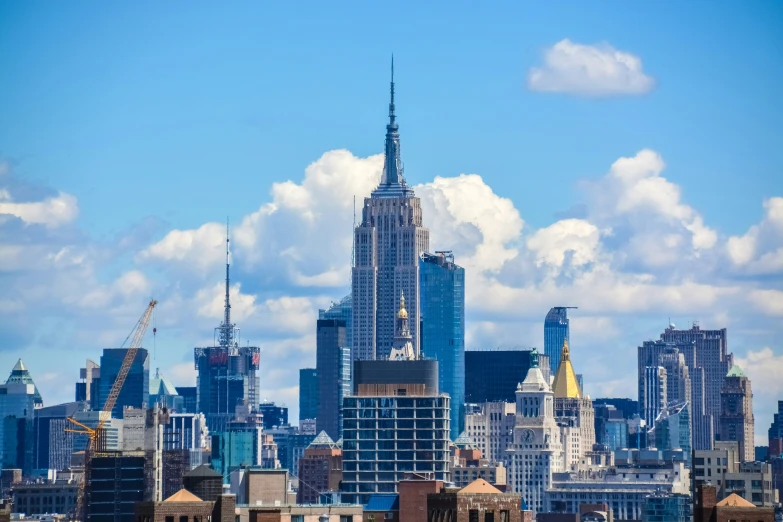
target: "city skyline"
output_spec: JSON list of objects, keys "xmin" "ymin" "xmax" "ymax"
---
[{"xmin": 1, "ymin": 3, "xmax": 782, "ymax": 444}]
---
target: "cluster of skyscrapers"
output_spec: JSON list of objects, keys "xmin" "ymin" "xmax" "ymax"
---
[{"xmin": 0, "ymin": 64, "xmax": 780, "ymax": 522}]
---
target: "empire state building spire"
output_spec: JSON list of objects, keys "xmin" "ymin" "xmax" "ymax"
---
[{"xmin": 381, "ymin": 55, "xmax": 404, "ymax": 186}]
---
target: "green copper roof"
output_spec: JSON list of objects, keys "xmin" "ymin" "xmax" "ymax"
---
[{"xmin": 726, "ymin": 364, "xmax": 746, "ymax": 378}]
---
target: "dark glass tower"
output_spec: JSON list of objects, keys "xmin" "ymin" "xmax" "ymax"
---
[
  {"xmin": 299, "ymin": 368, "xmax": 319, "ymax": 421},
  {"xmin": 316, "ymin": 315, "xmax": 351, "ymax": 441},
  {"xmin": 544, "ymin": 307, "xmax": 575, "ymax": 376},
  {"xmin": 464, "ymin": 349, "xmax": 550, "ymax": 404},
  {"xmin": 98, "ymin": 348, "xmax": 149, "ymax": 418},
  {"xmin": 420, "ymin": 251, "xmax": 465, "ymax": 440}
]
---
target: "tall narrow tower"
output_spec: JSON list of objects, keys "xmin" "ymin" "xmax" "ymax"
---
[{"xmin": 352, "ymin": 58, "xmax": 430, "ymax": 361}]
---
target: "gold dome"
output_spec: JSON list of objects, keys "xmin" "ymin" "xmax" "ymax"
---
[{"xmin": 397, "ymin": 291, "xmax": 408, "ymax": 319}]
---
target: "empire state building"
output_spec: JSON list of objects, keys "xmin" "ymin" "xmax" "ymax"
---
[{"xmin": 352, "ymin": 60, "xmax": 430, "ymax": 361}]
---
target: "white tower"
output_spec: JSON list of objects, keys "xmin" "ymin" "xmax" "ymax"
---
[{"xmin": 505, "ymin": 349, "xmax": 563, "ymax": 515}]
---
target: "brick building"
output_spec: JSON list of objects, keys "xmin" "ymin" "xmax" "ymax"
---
[
  {"xmin": 427, "ymin": 479, "xmax": 524, "ymax": 522},
  {"xmin": 694, "ymin": 484, "xmax": 774, "ymax": 522},
  {"xmin": 134, "ymin": 489, "xmax": 236, "ymax": 522},
  {"xmin": 296, "ymin": 431, "xmax": 342, "ymax": 504},
  {"xmin": 398, "ymin": 475, "xmax": 443, "ymax": 522}
]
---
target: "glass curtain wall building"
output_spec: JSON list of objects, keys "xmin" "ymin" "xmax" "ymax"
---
[
  {"xmin": 420, "ymin": 251, "xmax": 465, "ymax": 439},
  {"xmin": 299, "ymin": 368, "xmax": 319, "ymax": 421},
  {"xmin": 316, "ymin": 315, "xmax": 351, "ymax": 441},
  {"xmin": 544, "ymin": 307, "xmax": 574, "ymax": 377},
  {"xmin": 98, "ymin": 348, "xmax": 149, "ymax": 419}
]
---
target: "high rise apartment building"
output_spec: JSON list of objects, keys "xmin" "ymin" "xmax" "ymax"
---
[
  {"xmin": 341, "ymin": 358, "xmax": 449, "ymax": 504},
  {"xmin": 352, "ymin": 63, "xmax": 430, "ymax": 361},
  {"xmin": 719, "ymin": 364, "xmax": 754, "ymax": 462},
  {"xmin": 544, "ymin": 307, "xmax": 574, "ymax": 376},
  {"xmin": 420, "ymin": 251, "xmax": 465, "ymax": 439},
  {"xmin": 194, "ymin": 230, "xmax": 260, "ymax": 433}
]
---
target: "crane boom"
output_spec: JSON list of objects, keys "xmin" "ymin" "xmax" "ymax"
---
[
  {"xmin": 66, "ymin": 299, "xmax": 157, "ymax": 521},
  {"xmin": 98, "ymin": 299, "xmax": 157, "ymax": 431}
]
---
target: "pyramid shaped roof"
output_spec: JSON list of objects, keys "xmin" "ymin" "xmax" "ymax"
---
[
  {"xmin": 458, "ymin": 479, "xmax": 502, "ymax": 495},
  {"xmin": 6, "ymin": 358, "xmax": 43, "ymax": 406},
  {"xmin": 308, "ymin": 430, "xmax": 338, "ymax": 449},
  {"xmin": 184, "ymin": 464, "xmax": 222, "ymax": 478},
  {"xmin": 149, "ymin": 369, "xmax": 179, "ymax": 397},
  {"xmin": 726, "ymin": 364, "xmax": 746, "ymax": 378},
  {"xmin": 552, "ymin": 340, "xmax": 582, "ymax": 399},
  {"xmin": 454, "ymin": 432, "xmax": 478, "ymax": 449},
  {"xmin": 716, "ymin": 493, "xmax": 755, "ymax": 507},
  {"xmin": 164, "ymin": 488, "xmax": 203, "ymax": 502}
]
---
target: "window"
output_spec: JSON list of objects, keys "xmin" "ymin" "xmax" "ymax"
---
[
  {"xmin": 165, "ymin": 518, "xmax": 174, "ymax": 522},
  {"xmin": 469, "ymin": 511, "xmax": 479, "ymax": 522},
  {"xmin": 292, "ymin": 516, "xmax": 304, "ymax": 522},
  {"xmin": 180, "ymin": 517, "xmax": 188, "ymax": 522}
]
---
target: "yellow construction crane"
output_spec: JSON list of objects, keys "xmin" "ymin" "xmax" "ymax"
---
[{"xmin": 66, "ymin": 299, "xmax": 157, "ymax": 520}]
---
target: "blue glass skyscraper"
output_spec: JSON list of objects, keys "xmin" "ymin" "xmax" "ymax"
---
[
  {"xmin": 544, "ymin": 307, "xmax": 575, "ymax": 377},
  {"xmin": 98, "ymin": 348, "xmax": 149, "ymax": 418},
  {"xmin": 420, "ymin": 251, "xmax": 465, "ymax": 439}
]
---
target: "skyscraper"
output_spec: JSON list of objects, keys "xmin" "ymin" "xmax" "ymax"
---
[
  {"xmin": 642, "ymin": 366, "xmax": 667, "ymax": 425},
  {"xmin": 420, "ymin": 251, "xmax": 465, "ymax": 440},
  {"xmin": 719, "ymin": 364, "xmax": 754, "ymax": 462},
  {"xmin": 544, "ymin": 307, "xmax": 575, "ymax": 376},
  {"xmin": 464, "ymin": 349, "xmax": 550, "ymax": 404},
  {"xmin": 299, "ymin": 368, "xmax": 318, "ymax": 422},
  {"xmin": 660, "ymin": 323, "xmax": 732, "ymax": 448},
  {"xmin": 194, "ymin": 225, "xmax": 260, "ymax": 433},
  {"xmin": 352, "ymin": 60, "xmax": 430, "ymax": 361},
  {"xmin": 316, "ymin": 315, "xmax": 350, "ymax": 441},
  {"xmin": 98, "ymin": 348, "xmax": 149, "ymax": 419}
]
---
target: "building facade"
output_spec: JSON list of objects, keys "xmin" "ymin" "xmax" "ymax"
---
[
  {"xmin": 719, "ymin": 364, "xmax": 754, "ymax": 462},
  {"xmin": 552, "ymin": 340, "xmax": 595, "ymax": 467},
  {"xmin": 504, "ymin": 349, "xmax": 564, "ymax": 515},
  {"xmin": 194, "ymin": 234, "xmax": 261, "ymax": 433},
  {"xmin": 299, "ymin": 368, "xmax": 318, "ymax": 422},
  {"xmin": 464, "ymin": 402, "xmax": 516, "ymax": 464},
  {"xmin": 352, "ymin": 65, "xmax": 430, "ymax": 361},
  {"xmin": 316, "ymin": 316, "xmax": 351, "ymax": 441},
  {"xmin": 88, "ymin": 455, "xmax": 146, "ymax": 522},
  {"xmin": 544, "ymin": 307, "xmax": 573, "ymax": 377},
  {"xmin": 652, "ymin": 401, "xmax": 691, "ymax": 458},
  {"xmin": 659, "ymin": 323, "xmax": 733, "ymax": 450},
  {"xmin": 98, "ymin": 348, "xmax": 150, "ymax": 419},
  {"xmin": 641, "ymin": 366, "xmax": 667, "ymax": 426},
  {"xmin": 692, "ymin": 441, "xmax": 778, "ymax": 506},
  {"xmin": 420, "ymin": 251, "xmax": 465, "ymax": 440},
  {"xmin": 544, "ymin": 461, "xmax": 690, "ymax": 520},
  {"xmin": 341, "ymin": 359, "xmax": 450, "ymax": 504},
  {"xmin": 465, "ymin": 350, "xmax": 550, "ymax": 404},
  {"xmin": 296, "ymin": 431, "xmax": 342, "ymax": 504}
]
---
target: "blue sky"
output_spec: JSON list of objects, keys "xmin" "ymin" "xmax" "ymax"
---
[{"xmin": 1, "ymin": 2, "xmax": 782, "ymax": 437}]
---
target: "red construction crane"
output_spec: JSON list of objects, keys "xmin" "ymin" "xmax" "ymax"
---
[{"xmin": 66, "ymin": 299, "xmax": 158, "ymax": 520}]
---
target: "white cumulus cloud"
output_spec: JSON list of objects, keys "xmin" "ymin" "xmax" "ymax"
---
[
  {"xmin": 528, "ymin": 39, "xmax": 654, "ymax": 96},
  {"xmin": 0, "ymin": 192, "xmax": 79, "ymax": 227}
]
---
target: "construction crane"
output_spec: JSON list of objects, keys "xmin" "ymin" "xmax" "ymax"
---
[{"xmin": 66, "ymin": 299, "xmax": 157, "ymax": 521}]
